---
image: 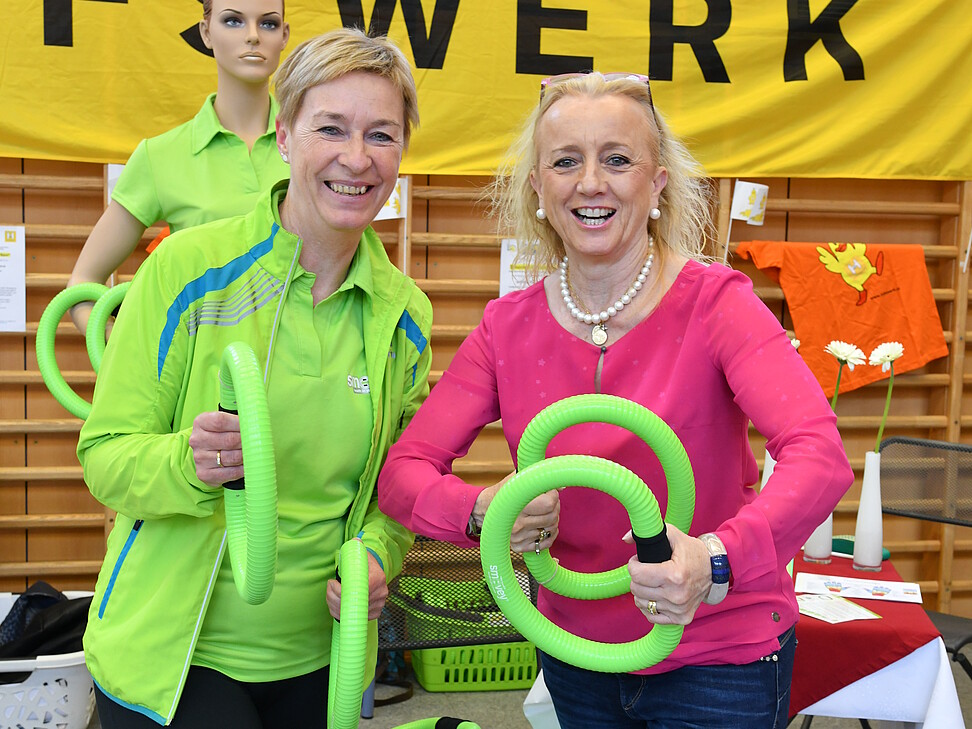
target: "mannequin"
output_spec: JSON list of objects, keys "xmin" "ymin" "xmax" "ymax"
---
[{"xmin": 68, "ymin": 0, "xmax": 290, "ymax": 333}]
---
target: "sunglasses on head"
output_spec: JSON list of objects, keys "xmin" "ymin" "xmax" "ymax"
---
[{"xmin": 539, "ymin": 72, "xmax": 653, "ymax": 108}]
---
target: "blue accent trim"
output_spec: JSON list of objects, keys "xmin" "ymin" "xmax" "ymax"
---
[
  {"xmin": 157, "ymin": 224, "xmax": 279, "ymax": 378},
  {"xmin": 356, "ymin": 530, "xmax": 384, "ymax": 571},
  {"xmin": 98, "ymin": 520, "xmax": 143, "ymax": 619},
  {"xmin": 397, "ymin": 310, "xmax": 426, "ymax": 388},
  {"xmin": 396, "ymin": 310, "xmax": 427, "ymax": 355},
  {"xmin": 93, "ymin": 676, "xmax": 167, "ymax": 725}
]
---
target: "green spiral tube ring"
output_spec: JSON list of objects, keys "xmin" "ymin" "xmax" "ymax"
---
[
  {"xmin": 36, "ymin": 282, "xmax": 109, "ymax": 419},
  {"xmin": 329, "ymin": 539, "xmax": 482, "ymax": 729},
  {"xmin": 85, "ymin": 281, "xmax": 131, "ymax": 374},
  {"xmin": 218, "ymin": 342, "xmax": 277, "ymax": 605},
  {"xmin": 480, "ymin": 394, "xmax": 696, "ymax": 673},
  {"xmin": 328, "ymin": 539, "xmax": 371, "ymax": 729}
]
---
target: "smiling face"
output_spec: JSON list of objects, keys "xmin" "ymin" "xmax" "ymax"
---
[
  {"xmin": 275, "ymin": 71, "xmax": 405, "ymax": 247},
  {"xmin": 200, "ymin": 0, "xmax": 289, "ymax": 85},
  {"xmin": 530, "ymin": 93, "xmax": 667, "ymax": 264}
]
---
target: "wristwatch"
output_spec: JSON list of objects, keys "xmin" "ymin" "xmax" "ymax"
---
[{"xmin": 699, "ymin": 533, "xmax": 731, "ymax": 605}]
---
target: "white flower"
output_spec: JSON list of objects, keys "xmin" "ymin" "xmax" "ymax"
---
[
  {"xmin": 790, "ymin": 337, "xmax": 801, "ymax": 350},
  {"xmin": 869, "ymin": 341, "xmax": 904, "ymax": 373},
  {"xmin": 825, "ymin": 340, "xmax": 866, "ymax": 371}
]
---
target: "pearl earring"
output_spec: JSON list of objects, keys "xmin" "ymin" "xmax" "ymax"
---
[
  {"xmin": 281, "ymin": 152, "xmax": 289, "ymax": 163},
  {"xmin": 649, "ymin": 207, "xmax": 661, "ymax": 220},
  {"xmin": 536, "ymin": 208, "xmax": 546, "ymax": 221}
]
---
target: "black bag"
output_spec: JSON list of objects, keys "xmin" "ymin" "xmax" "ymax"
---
[{"xmin": 0, "ymin": 581, "xmax": 91, "ymax": 660}]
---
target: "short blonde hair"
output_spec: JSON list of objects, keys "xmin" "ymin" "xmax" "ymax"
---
[
  {"xmin": 492, "ymin": 73, "xmax": 714, "ymax": 278},
  {"xmin": 273, "ymin": 28, "xmax": 419, "ymax": 147}
]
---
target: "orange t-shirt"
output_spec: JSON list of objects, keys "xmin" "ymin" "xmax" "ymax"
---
[{"xmin": 735, "ymin": 241, "xmax": 947, "ymax": 397}]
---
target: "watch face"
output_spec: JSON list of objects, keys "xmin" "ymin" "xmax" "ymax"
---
[{"xmin": 711, "ymin": 554, "xmax": 731, "ymax": 585}]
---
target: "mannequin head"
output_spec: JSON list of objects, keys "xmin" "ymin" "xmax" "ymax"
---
[{"xmin": 200, "ymin": 0, "xmax": 290, "ymax": 86}]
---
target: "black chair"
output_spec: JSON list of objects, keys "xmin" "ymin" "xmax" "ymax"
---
[{"xmin": 878, "ymin": 436, "xmax": 972, "ymax": 684}]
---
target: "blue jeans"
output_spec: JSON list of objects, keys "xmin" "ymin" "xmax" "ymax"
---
[{"xmin": 540, "ymin": 626, "xmax": 795, "ymax": 729}]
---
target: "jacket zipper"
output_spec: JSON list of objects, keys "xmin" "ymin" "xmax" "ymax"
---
[{"xmin": 97, "ymin": 519, "xmax": 143, "ymax": 619}]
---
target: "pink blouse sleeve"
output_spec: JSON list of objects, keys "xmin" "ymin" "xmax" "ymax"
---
[
  {"xmin": 378, "ymin": 304, "xmax": 503, "ymax": 546},
  {"xmin": 699, "ymin": 270, "xmax": 853, "ymax": 591}
]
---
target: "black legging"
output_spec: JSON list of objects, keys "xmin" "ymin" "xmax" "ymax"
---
[{"xmin": 94, "ymin": 665, "xmax": 330, "ymax": 729}]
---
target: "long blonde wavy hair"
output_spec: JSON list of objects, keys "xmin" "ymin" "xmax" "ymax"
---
[{"xmin": 491, "ymin": 73, "xmax": 715, "ymax": 281}]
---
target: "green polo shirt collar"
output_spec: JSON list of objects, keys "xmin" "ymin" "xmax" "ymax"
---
[{"xmin": 190, "ymin": 92, "xmax": 279, "ymax": 155}]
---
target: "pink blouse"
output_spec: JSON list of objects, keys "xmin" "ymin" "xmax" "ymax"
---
[{"xmin": 379, "ymin": 261, "xmax": 852, "ymax": 671}]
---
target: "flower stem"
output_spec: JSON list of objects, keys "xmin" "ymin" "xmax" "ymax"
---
[
  {"xmin": 874, "ymin": 365, "xmax": 895, "ymax": 452},
  {"xmin": 830, "ymin": 363, "xmax": 844, "ymax": 411}
]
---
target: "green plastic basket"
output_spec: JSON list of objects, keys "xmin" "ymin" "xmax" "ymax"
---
[{"xmin": 411, "ymin": 640, "xmax": 538, "ymax": 692}]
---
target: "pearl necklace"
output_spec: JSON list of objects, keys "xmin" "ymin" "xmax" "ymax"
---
[{"xmin": 559, "ymin": 236, "xmax": 655, "ymax": 346}]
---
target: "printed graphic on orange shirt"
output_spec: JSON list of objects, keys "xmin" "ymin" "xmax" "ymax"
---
[{"xmin": 816, "ymin": 243, "xmax": 885, "ymax": 306}]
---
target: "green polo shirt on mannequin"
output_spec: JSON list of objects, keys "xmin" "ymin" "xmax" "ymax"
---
[
  {"xmin": 111, "ymin": 93, "xmax": 289, "ymax": 233},
  {"xmin": 192, "ymin": 245, "xmax": 373, "ymax": 681}
]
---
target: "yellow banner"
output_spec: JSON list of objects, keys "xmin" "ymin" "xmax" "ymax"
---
[{"xmin": 3, "ymin": 1, "xmax": 970, "ymax": 179}]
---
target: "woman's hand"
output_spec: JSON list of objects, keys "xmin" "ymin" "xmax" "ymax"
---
[
  {"xmin": 625, "ymin": 524, "xmax": 712, "ymax": 626},
  {"xmin": 189, "ymin": 410, "xmax": 243, "ymax": 487},
  {"xmin": 473, "ymin": 472, "xmax": 561, "ymax": 554},
  {"xmin": 326, "ymin": 545, "xmax": 389, "ymax": 621}
]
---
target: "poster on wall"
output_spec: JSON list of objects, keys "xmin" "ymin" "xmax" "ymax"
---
[
  {"xmin": 1, "ymin": 2, "xmax": 970, "ymax": 180},
  {"xmin": 0, "ymin": 226, "xmax": 26, "ymax": 333}
]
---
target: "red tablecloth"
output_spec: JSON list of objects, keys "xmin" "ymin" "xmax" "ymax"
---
[{"xmin": 788, "ymin": 553, "xmax": 941, "ymax": 716}]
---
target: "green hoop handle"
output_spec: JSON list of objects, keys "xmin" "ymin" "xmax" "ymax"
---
[
  {"xmin": 36, "ymin": 282, "xmax": 109, "ymax": 419},
  {"xmin": 480, "ymin": 393, "xmax": 696, "ymax": 673},
  {"xmin": 218, "ymin": 342, "xmax": 278, "ymax": 605},
  {"xmin": 329, "ymin": 539, "xmax": 482, "ymax": 729},
  {"xmin": 85, "ymin": 281, "xmax": 131, "ymax": 374}
]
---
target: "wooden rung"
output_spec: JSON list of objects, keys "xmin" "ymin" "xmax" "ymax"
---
[
  {"xmin": 835, "ymin": 414, "xmax": 947, "ymax": 429},
  {"xmin": 412, "ymin": 186, "xmax": 486, "ymax": 201},
  {"xmin": 751, "ymin": 285, "xmax": 955, "ymax": 302},
  {"xmin": 0, "ymin": 322, "xmax": 79, "ymax": 338},
  {"xmin": 731, "ymin": 243, "xmax": 957, "ymax": 260},
  {"xmin": 0, "ymin": 370, "xmax": 95, "ymax": 385},
  {"xmin": 411, "ymin": 233, "xmax": 501, "ymax": 248},
  {"xmin": 26, "ymin": 272, "xmax": 134, "ymax": 289},
  {"xmin": 431, "ymin": 324, "xmax": 476, "ymax": 339},
  {"xmin": 0, "ymin": 513, "xmax": 104, "ymax": 528},
  {"xmin": 0, "ymin": 173, "xmax": 103, "ymax": 192},
  {"xmin": 21, "ymin": 224, "xmax": 165, "ymax": 245},
  {"xmin": 0, "ymin": 561, "xmax": 102, "ymax": 577},
  {"xmin": 417, "ymin": 279, "xmax": 498, "ymax": 295},
  {"xmin": 0, "ymin": 466, "xmax": 83, "ymax": 481},
  {"xmin": 0, "ymin": 418, "xmax": 83, "ymax": 434},
  {"xmin": 764, "ymin": 199, "xmax": 962, "ymax": 217}
]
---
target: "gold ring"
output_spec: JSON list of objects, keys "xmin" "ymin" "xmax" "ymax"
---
[
  {"xmin": 646, "ymin": 599, "xmax": 657, "ymax": 616},
  {"xmin": 216, "ymin": 450, "xmax": 222, "ymax": 468},
  {"xmin": 538, "ymin": 528, "xmax": 551, "ymax": 541}
]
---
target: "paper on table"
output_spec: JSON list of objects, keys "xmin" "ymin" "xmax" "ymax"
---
[
  {"xmin": 794, "ymin": 572, "xmax": 922, "ymax": 603},
  {"xmin": 797, "ymin": 593, "xmax": 881, "ymax": 624}
]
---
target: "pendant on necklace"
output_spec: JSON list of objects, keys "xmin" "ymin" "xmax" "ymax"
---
[{"xmin": 591, "ymin": 324, "xmax": 608, "ymax": 346}]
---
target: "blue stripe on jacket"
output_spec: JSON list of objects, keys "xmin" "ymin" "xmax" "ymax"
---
[{"xmin": 157, "ymin": 224, "xmax": 278, "ymax": 379}]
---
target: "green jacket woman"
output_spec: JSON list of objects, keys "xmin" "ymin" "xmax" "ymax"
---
[{"xmin": 78, "ymin": 178, "xmax": 430, "ymax": 723}]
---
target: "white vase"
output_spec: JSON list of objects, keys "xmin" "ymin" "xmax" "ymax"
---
[
  {"xmin": 760, "ymin": 449, "xmax": 776, "ymax": 490},
  {"xmin": 803, "ymin": 513, "xmax": 833, "ymax": 564},
  {"xmin": 853, "ymin": 450, "xmax": 884, "ymax": 571}
]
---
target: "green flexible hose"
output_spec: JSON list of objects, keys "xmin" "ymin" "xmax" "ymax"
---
[
  {"xmin": 85, "ymin": 281, "xmax": 131, "ymax": 374},
  {"xmin": 328, "ymin": 540, "xmax": 371, "ymax": 729},
  {"xmin": 218, "ymin": 342, "xmax": 277, "ymax": 605},
  {"xmin": 36, "ymin": 282, "xmax": 109, "ymax": 419},
  {"xmin": 329, "ymin": 539, "xmax": 483, "ymax": 729},
  {"xmin": 480, "ymin": 393, "xmax": 696, "ymax": 673}
]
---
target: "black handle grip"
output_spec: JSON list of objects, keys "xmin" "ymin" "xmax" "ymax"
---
[
  {"xmin": 218, "ymin": 404, "xmax": 245, "ymax": 491},
  {"xmin": 632, "ymin": 528, "xmax": 672, "ymax": 563}
]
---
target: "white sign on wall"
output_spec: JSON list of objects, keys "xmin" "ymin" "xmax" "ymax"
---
[{"xmin": 0, "ymin": 226, "xmax": 26, "ymax": 332}]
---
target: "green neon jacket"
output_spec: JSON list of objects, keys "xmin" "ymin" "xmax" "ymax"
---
[{"xmin": 77, "ymin": 182, "xmax": 430, "ymax": 725}]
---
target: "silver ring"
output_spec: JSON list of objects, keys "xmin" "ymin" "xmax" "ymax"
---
[
  {"xmin": 534, "ymin": 538, "xmax": 542, "ymax": 555},
  {"xmin": 216, "ymin": 450, "xmax": 222, "ymax": 468},
  {"xmin": 646, "ymin": 599, "xmax": 658, "ymax": 616}
]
